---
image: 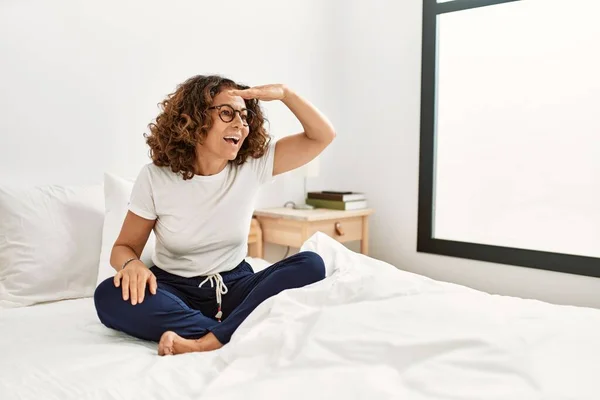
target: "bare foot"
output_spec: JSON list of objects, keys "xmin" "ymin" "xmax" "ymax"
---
[{"xmin": 158, "ymin": 331, "xmax": 223, "ymax": 356}]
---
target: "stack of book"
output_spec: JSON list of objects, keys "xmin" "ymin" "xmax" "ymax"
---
[{"xmin": 305, "ymin": 191, "xmax": 368, "ymax": 210}]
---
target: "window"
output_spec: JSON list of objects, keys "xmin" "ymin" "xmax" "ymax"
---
[{"xmin": 418, "ymin": 0, "xmax": 600, "ymax": 277}]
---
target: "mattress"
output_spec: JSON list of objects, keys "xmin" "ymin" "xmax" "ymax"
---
[{"xmin": 2, "ymin": 235, "xmax": 600, "ymax": 400}]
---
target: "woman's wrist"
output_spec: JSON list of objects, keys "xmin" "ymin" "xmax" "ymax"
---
[
  {"xmin": 281, "ymin": 84, "xmax": 293, "ymax": 101},
  {"xmin": 121, "ymin": 257, "xmax": 140, "ymax": 270}
]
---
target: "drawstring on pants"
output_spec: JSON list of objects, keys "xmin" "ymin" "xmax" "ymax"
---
[{"xmin": 198, "ymin": 273, "xmax": 228, "ymax": 322}]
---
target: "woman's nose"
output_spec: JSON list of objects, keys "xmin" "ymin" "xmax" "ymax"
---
[{"xmin": 231, "ymin": 111, "xmax": 246, "ymax": 127}]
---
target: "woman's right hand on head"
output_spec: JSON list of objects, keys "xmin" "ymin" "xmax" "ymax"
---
[{"xmin": 113, "ymin": 261, "xmax": 157, "ymax": 305}]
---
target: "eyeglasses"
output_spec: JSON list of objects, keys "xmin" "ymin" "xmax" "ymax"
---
[{"xmin": 207, "ymin": 104, "xmax": 255, "ymax": 127}]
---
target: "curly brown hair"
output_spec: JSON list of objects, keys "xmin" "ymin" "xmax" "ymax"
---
[{"xmin": 144, "ymin": 75, "xmax": 271, "ymax": 180}]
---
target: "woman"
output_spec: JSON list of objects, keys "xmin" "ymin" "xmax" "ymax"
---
[{"xmin": 94, "ymin": 75, "xmax": 335, "ymax": 356}]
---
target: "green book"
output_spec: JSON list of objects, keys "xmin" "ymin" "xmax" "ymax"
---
[{"xmin": 305, "ymin": 198, "xmax": 368, "ymax": 210}]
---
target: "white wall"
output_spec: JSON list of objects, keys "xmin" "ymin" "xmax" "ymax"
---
[
  {"xmin": 314, "ymin": 0, "xmax": 600, "ymax": 309},
  {"xmin": 0, "ymin": 0, "xmax": 337, "ymax": 209}
]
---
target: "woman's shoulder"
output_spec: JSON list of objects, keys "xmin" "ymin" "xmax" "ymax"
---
[
  {"xmin": 238, "ymin": 141, "xmax": 275, "ymax": 168},
  {"xmin": 237, "ymin": 141, "xmax": 276, "ymax": 184},
  {"xmin": 137, "ymin": 162, "xmax": 182, "ymax": 185}
]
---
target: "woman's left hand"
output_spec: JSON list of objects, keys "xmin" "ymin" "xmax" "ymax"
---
[{"xmin": 228, "ymin": 84, "xmax": 289, "ymax": 102}]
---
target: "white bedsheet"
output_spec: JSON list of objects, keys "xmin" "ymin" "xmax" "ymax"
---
[{"xmin": 2, "ymin": 233, "xmax": 600, "ymax": 400}]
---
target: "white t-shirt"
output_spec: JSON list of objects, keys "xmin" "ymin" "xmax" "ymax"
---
[{"xmin": 128, "ymin": 143, "xmax": 276, "ymax": 278}]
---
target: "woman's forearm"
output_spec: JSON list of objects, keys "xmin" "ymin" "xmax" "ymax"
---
[{"xmin": 281, "ymin": 87, "xmax": 336, "ymax": 144}]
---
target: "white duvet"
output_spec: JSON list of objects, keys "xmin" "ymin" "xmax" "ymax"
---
[{"xmin": 1, "ymin": 232, "xmax": 600, "ymax": 400}]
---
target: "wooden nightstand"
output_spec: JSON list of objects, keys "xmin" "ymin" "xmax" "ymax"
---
[{"xmin": 253, "ymin": 207, "xmax": 374, "ymax": 255}]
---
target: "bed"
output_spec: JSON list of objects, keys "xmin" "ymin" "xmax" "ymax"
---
[
  {"xmin": 2, "ymin": 195, "xmax": 600, "ymax": 399},
  {"xmin": 0, "ymin": 217, "xmax": 270, "ymax": 400}
]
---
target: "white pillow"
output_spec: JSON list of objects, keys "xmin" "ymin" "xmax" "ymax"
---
[
  {"xmin": 0, "ymin": 184, "xmax": 104, "ymax": 308},
  {"xmin": 96, "ymin": 173, "xmax": 156, "ymax": 287}
]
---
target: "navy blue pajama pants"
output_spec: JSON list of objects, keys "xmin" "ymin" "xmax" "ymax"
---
[{"xmin": 93, "ymin": 251, "xmax": 325, "ymax": 345}]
